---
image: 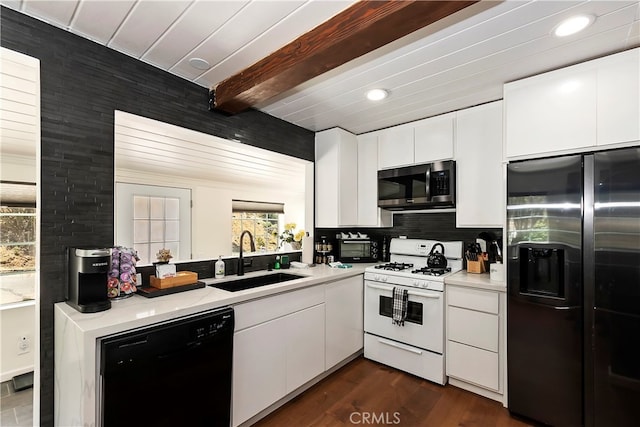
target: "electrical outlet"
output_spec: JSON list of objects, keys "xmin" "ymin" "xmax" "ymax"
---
[{"xmin": 17, "ymin": 335, "xmax": 31, "ymax": 355}]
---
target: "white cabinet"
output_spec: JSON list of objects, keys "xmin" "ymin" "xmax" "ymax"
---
[
  {"xmin": 455, "ymin": 101, "xmax": 504, "ymax": 228},
  {"xmin": 285, "ymin": 304, "xmax": 325, "ymax": 393},
  {"xmin": 315, "ymin": 128, "xmax": 358, "ymax": 227},
  {"xmin": 357, "ymin": 133, "xmax": 392, "ymax": 227},
  {"xmin": 378, "ymin": 124, "xmax": 414, "ymax": 169},
  {"xmin": 446, "ymin": 285, "xmax": 504, "ymax": 397},
  {"xmin": 232, "ymin": 286, "xmax": 325, "ymax": 426},
  {"xmin": 414, "ymin": 112, "xmax": 455, "ymax": 163},
  {"xmin": 377, "ymin": 114, "xmax": 455, "ymax": 169},
  {"xmin": 505, "ymin": 47, "xmax": 640, "ymax": 159},
  {"xmin": 597, "ymin": 48, "xmax": 640, "ymax": 146},
  {"xmin": 504, "ymin": 65, "xmax": 597, "ymax": 158},
  {"xmin": 233, "ymin": 315, "xmax": 287, "ymax": 426},
  {"xmin": 325, "ymin": 275, "xmax": 364, "ymax": 369}
]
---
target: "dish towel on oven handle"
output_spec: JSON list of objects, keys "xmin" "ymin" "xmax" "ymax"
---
[{"xmin": 392, "ymin": 286, "xmax": 408, "ymax": 326}]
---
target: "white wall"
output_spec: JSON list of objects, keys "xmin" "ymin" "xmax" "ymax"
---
[
  {"xmin": 0, "ymin": 153, "xmax": 36, "ymax": 182},
  {"xmin": 0, "ymin": 303, "xmax": 35, "ymax": 381}
]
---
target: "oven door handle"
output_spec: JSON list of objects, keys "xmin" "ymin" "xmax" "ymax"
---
[
  {"xmin": 377, "ymin": 337, "xmax": 423, "ymax": 355},
  {"xmin": 365, "ymin": 282, "xmax": 441, "ymax": 299}
]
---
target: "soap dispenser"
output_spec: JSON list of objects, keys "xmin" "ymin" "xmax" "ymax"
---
[
  {"xmin": 274, "ymin": 255, "xmax": 281, "ymax": 270},
  {"xmin": 215, "ymin": 256, "xmax": 225, "ymax": 278}
]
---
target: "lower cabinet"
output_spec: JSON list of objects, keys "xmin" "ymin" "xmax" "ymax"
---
[
  {"xmin": 446, "ymin": 284, "xmax": 504, "ymax": 400},
  {"xmin": 232, "ymin": 287, "xmax": 325, "ymax": 426},
  {"xmin": 325, "ymin": 275, "xmax": 364, "ymax": 369},
  {"xmin": 233, "ymin": 314, "xmax": 288, "ymax": 426},
  {"xmin": 232, "ymin": 275, "xmax": 364, "ymax": 426},
  {"xmin": 285, "ymin": 304, "xmax": 325, "ymax": 392}
]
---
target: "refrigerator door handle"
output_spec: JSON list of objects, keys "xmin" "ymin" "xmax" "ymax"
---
[
  {"xmin": 551, "ymin": 305, "xmax": 581, "ymax": 311},
  {"xmin": 511, "ymin": 297, "xmax": 581, "ymax": 311}
]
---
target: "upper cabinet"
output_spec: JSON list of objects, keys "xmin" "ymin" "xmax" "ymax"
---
[
  {"xmin": 455, "ymin": 101, "xmax": 503, "ymax": 228},
  {"xmin": 505, "ymin": 48, "xmax": 639, "ymax": 159},
  {"xmin": 378, "ymin": 124, "xmax": 414, "ymax": 169},
  {"xmin": 378, "ymin": 113, "xmax": 455, "ymax": 169},
  {"xmin": 597, "ymin": 48, "xmax": 640, "ymax": 146},
  {"xmin": 414, "ymin": 112, "xmax": 455, "ymax": 164},
  {"xmin": 357, "ymin": 133, "xmax": 392, "ymax": 227},
  {"xmin": 504, "ymin": 65, "xmax": 597, "ymax": 158},
  {"xmin": 315, "ymin": 128, "xmax": 358, "ymax": 227},
  {"xmin": 316, "ymin": 128, "xmax": 390, "ymax": 228}
]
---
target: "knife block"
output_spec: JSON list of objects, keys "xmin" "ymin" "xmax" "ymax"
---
[{"xmin": 466, "ymin": 259, "xmax": 486, "ymax": 274}]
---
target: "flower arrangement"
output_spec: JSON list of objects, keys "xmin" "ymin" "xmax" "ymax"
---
[
  {"xmin": 155, "ymin": 248, "xmax": 173, "ymax": 263},
  {"xmin": 277, "ymin": 223, "xmax": 305, "ymax": 249}
]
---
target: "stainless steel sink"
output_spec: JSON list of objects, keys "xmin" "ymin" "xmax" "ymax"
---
[{"xmin": 208, "ymin": 272, "xmax": 303, "ymax": 292}]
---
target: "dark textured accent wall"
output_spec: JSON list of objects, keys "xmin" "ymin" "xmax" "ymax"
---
[{"xmin": 1, "ymin": 7, "xmax": 314, "ymax": 426}]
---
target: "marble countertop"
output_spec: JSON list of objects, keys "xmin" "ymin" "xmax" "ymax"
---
[
  {"xmin": 445, "ymin": 270, "xmax": 506, "ymax": 292},
  {"xmin": 55, "ymin": 263, "xmax": 373, "ymax": 338},
  {"xmin": 54, "ymin": 263, "xmax": 374, "ymax": 426}
]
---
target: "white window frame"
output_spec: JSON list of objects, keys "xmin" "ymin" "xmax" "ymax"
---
[{"xmin": 115, "ymin": 183, "xmax": 191, "ymax": 264}]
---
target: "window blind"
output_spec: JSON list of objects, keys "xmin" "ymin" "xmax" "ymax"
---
[{"xmin": 232, "ymin": 200, "xmax": 284, "ymax": 214}]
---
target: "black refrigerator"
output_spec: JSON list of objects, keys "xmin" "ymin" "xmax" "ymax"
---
[{"xmin": 506, "ymin": 147, "xmax": 640, "ymax": 427}]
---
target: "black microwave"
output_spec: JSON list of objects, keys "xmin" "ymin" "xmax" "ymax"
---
[
  {"xmin": 377, "ymin": 160, "xmax": 455, "ymax": 210},
  {"xmin": 336, "ymin": 238, "xmax": 378, "ymax": 263}
]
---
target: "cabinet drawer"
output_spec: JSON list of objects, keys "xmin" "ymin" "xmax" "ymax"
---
[
  {"xmin": 447, "ymin": 341, "xmax": 499, "ymax": 391},
  {"xmin": 365, "ymin": 334, "xmax": 445, "ymax": 385},
  {"xmin": 448, "ymin": 306, "xmax": 498, "ymax": 352},
  {"xmin": 234, "ymin": 285, "xmax": 324, "ymax": 330},
  {"xmin": 447, "ymin": 286, "xmax": 499, "ymax": 314}
]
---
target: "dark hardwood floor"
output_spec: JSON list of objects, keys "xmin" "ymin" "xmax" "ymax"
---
[{"xmin": 254, "ymin": 357, "xmax": 532, "ymax": 427}]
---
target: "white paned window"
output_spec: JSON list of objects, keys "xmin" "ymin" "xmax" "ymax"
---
[
  {"xmin": 231, "ymin": 200, "xmax": 284, "ymax": 253},
  {"xmin": 116, "ymin": 183, "xmax": 191, "ymax": 264},
  {"xmin": 232, "ymin": 212, "xmax": 280, "ymax": 253},
  {"xmin": 134, "ymin": 195, "xmax": 180, "ymax": 265}
]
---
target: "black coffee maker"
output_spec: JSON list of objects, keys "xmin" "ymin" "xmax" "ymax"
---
[{"xmin": 67, "ymin": 247, "xmax": 111, "ymax": 313}]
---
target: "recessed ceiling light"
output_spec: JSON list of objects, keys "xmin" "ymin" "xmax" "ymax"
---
[
  {"xmin": 553, "ymin": 14, "xmax": 595, "ymax": 37},
  {"xmin": 366, "ymin": 88, "xmax": 389, "ymax": 101},
  {"xmin": 188, "ymin": 57, "xmax": 211, "ymax": 71}
]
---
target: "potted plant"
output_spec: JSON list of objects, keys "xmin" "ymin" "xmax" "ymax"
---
[{"xmin": 155, "ymin": 248, "xmax": 173, "ymax": 264}]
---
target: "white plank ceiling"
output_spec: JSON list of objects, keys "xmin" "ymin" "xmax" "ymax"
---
[
  {"xmin": 2, "ymin": 0, "xmax": 639, "ymax": 135},
  {"xmin": 114, "ymin": 111, "xmax": 308, "ymax": 192}
]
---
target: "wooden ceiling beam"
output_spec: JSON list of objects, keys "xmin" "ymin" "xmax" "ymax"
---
[{"xmin": 212, "ymin": 0, "xmax": 478, "ymax": 114}]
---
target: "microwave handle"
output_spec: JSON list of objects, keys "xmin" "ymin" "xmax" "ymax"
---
[{"xmin": 424, "ymin": 164, "xmax": 431, "ymax": 201}]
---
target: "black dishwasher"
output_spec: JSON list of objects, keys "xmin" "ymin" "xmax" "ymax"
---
[{"xmin": 98, "ymin": 306, "xmax": 234, "ymax": 427}]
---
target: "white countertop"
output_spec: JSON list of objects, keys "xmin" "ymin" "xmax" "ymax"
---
[
  {"xmin": 444, "ymin": 270, "xmax": 506, "ymax": 292},
  {"xmin": 54, "ymin": 263, "xmax": 373, "ymax": 426},
  {"xmin": 55, "ymin": 263, "xmax": 372, "ymax": 338}
]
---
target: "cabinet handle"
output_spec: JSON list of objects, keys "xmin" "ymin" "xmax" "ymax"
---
[
  {"xmin": 366, "ymin": 282, "xmax": 440, "ymax": 299},
  {"xmin": 378, "ymin": 337, "xmax": 423, "ymax": 355}
]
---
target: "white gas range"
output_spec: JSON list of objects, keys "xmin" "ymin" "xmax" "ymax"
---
[{"xmin": 363, "ymin": 238, "xmax": 463, "ymax": 385}]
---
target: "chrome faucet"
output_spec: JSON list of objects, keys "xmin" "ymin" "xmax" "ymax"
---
[{"xmin": 238, "ymin": 230, "xmax": 256, "ymax": 276}]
